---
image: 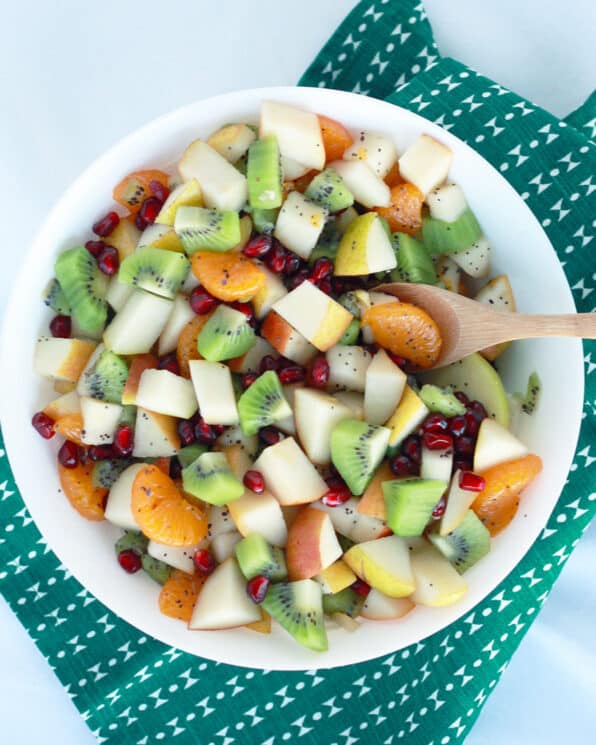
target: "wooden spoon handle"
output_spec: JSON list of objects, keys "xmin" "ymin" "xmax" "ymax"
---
[{"xmin": 491, "ymin": 312, "xmax": 596, "ymax": 343}]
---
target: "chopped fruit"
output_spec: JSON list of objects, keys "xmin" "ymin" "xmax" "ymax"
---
[
  {"xmin": 330, "ymin": 419, "xmax": 390, "ymax": 496},
  {"xmin": 398, "ymin": 135, "xmax": 453, "ymax": 196},
  {"xmin": 178, "ymin": 140, "xmax": 248, "ymax": 212},
  {"xmin": 246, "ymin": 574, "xmax": 270, "ymax": 604},
  {"xmin": 34, "ymin": 337, "xmax": 97, "ymax": 383},
  {"xmin": 193, "ymin": 548, "xmax": 216, "ymax": 576},
  {"xmin": 260, "ymin": 310, "xmax": 317, "ymax": 365},
  {"xmin": 261, "ymin": 579, "xmax": 327, "ymax": 651},
  {"xmin": 473, "ymin": 418, "xmax": 528, "ymax": 473},
  {"xmin": 344, "ymin": 536, "xmax": 415, "ymax": 598},
  {"xmin": 428, "ymin": 510, "xmax": 490, "ymax": 573},
  {"xmin": 286, "ymin": 507, "xmax": 342, "ymax": 580},
  {"xmin": 409, "ymin": 544, "xmax": 467, "ymax": 607},
  {"xmin": 182, "ymin": 451, "xmax": 244, "ymax": 506},
  {"xmin": 176, "ymin": 313, "xmax": 213, "ymax": 377},
  {"xmin": 122, "ymin": 353, "xmax": 158, "ymax": 405},
  {"xmin": 32, "ymin": 411, "xmax": 56, "ymax": 439},
  {"xmin": 155, "ymin": 179, "xmax": 203, "ymax": 226},
  {"xmin": 113, "ymin": 169, "xmax": 170, "ymax": 214},
  {"xmin": 58, "ymin": 440, "xmax": 80, "ymax": 468},
  {"xmin": 245, "ymin": 608, "xmax": 272, "ymax": 634},
  {"xmin": 343, "ymin": 130, "xmax": 397, "ymax": 178},
  {"xmin": 243, "ymin": 470, "xmax": 265, "ymax": 493},
  {"xmin": 334, "ymin": 212, "xmax": 396, "ymax": 276},
  {"xmin": 357, "ymin": 461, "xmax": 394, "ymax": 520},
  {"xmin": 383, "ymin": 478, "xmax": 447, "ymax": 537},
  {"xmin": 384, "ymin": 162, "xmax": 404, "ymax": 187},
  {"xmin": 59, "ymin": 461, "xmax": 107, "ymax": 521},
  {"xmin": 362, "ymin": 302, "xmax": 442, "ymax": 369},
  {"xmin": 361, "ymin": 590, "xmax": 414, "ymax": 620},
  {"xmin": 314, "ymin": 560, "xmax": 356, "ymax": 594},
  {"xmin": 118, "ymin": 548, "xmax": 143, "ymax": 574},
  {"xmin": 374, "ymin": 182, "xmax": 424, "ymax": 235},
  {"xmin": 385, "ymin": 385, "xmax": 429, "ymax": 454},
  {"xmin": 159, "ymin": 570, "xmax": 205, "ymax": 622},
  {"xmin": 53, "ymin": 413, "xmax": 85, "ymax": 446},
  {"xmin": 190, "ymin": 251, "xmax": 266, "ymax": 302},
  {"xmin": 261, "ymin": 101, "xmax": 325, "ymax": 171},
  {"xmin": 318, "ymin": 114, "xmax": 353, "ymax": 162}
]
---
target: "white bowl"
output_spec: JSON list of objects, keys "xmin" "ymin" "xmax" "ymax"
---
[{"xmin": 0, "ymin": 87, "xmax": 583, "ymax": 670}]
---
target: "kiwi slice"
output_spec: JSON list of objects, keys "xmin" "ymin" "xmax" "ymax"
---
[
  {"xmin": 78, "ymin": 348, "xmax": 129, "ymax": 403},
  {"xmin": 235, "ymin": 533, "xmax": 288, "ymax": 580},
  {"xmin": 182, "ymin": 451, "xmax": 244, "ymax": 506},
  {"xmin": 141, "ymin": 554, "xmax": 171, "ymax": 585},
  {"xmin": 42, "ymin": 278, "xmax": 71, "ymax": 315},
  {"xmin": 338, "ymin": 318, "xmax": 360, "ymax": 345},
  {"xmin": 428, "ymin": 510, "xmax": 490, "ymax": 573},
  {"xmin": 419, "ymin": 384, "xmax": 466, "ymax": 416},
  {"xmin": 250, "ymin": 207, "xmax": 279, "ymax": 235},
  {"xmin": 174, "ymin": 205, "xmax": 241, "ymax": 254},
  {"xmin": 337, "ymin": 291, "xmax": 361, "ymax": 318},
  {"xmin": 305, "ymin": 168, "xmax": 354, "ymax": 212},
  {"xmin": 322, "ymin": 587, "xmax": 364, "ymax": 618},
  {"xmin": 330, "ymin": 419, "xmax": 390, "ymax": 496},
  {"xmin": 177, "ymin": 443, "xmax": 208, "ymax": 469},
  {"xmin": 55, "ymin": 246, "xmax": 108, "ymax": 337},
  {"xmin": 92, "ymin": 458, "xmax": 131, "ymax": 489},
  {"xmin": 118, "ymin": 246, "xmax": 190, "ymax": 299},
  {"xmin": 261, "ymin": 579, "xmax": 328, "ymax": 652},
  {"xmin": 308, "ymin": 220, "xmax": 340, "ymax": 264},
  {"xmin": 247, "ymin": 135, "xmax": 283, "ymax": 210},
  {"xmin": 513, "ymin": 371, "xmax": 541, "ymax": 414},
  {"xmin": 197, "ymin": 304, "xmax": 256, "ymax": 362},
  {"xmin": 422, "ymin": 207, "xmax": 482, "ymax": 255},
  {"xmin": 383, "ymin": 478, "xmax": 447, "ymax": 537},
  {"xmin": 114, "ymin": 531, "xmax": 148, "ymax": 557},
  {"xmin": 118, "ymin": 404, "xmax": 137, "ymax": 429},
  {"xmin": 392, "ymin": 233, "xmax": 437, "ymax": 285},
  {"xmin": 237, "ymin": 370, "xmax": 292, "ymax": 436}
]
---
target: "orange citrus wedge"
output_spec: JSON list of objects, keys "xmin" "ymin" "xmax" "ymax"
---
[
  {"xmin": 54, "ymin": 413, "xmax": 85, "ymax": 447},
  {"xmin": 318, "ymin": 114, "xmax": 353, "ymax": 162},
  {"xmin": 58, "ymin": 461, "xmax": 107, "ymax": 521},
  {"xmin": 191, "ymin": 252, "xmax": 266, "ymax": 303},
  {"xmin": 159, "ymin": 569, "xmax": 205, "ymax": 622},
  {"xmin": 375, "ymin": 182, "xmax": 424, "ymax": 235}
]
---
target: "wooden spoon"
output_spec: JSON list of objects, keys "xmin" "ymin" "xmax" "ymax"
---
[{"xmin": 375, "ymin": 282, "xmax": 596, "ymax": 368}]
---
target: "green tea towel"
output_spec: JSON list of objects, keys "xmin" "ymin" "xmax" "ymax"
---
[{"xmin": 1, "ymin": 1, "xmax": 594, "ymax": 742}]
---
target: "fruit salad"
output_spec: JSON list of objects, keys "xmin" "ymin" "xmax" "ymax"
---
[{"xmin": 32, "ymin": 101, "xmax": 543, "ymax": 652}]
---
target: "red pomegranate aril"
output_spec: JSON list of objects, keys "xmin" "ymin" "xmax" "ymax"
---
[
  {"xmin": 113, "ymin": 425, "xmax": 134, "ymax": 457},
  {"xmin": 259, "ymin": 426, "xmax": 282, "ymax": 446},
  {"xmin": 190, "ymin": 286, "xmax": 219, "ymax": 315},
  {"xmin": 243, "ymin": 234, "xmax": 272, "ymax": 259},
  {"xmin": 276, "ymin": 357, "xmax": 295, "ymax": 370},
  {"xmin": 321, "ymin": 485, "xmax": 351, "ymax": 507},
  {"xmin": 134, "ymin": 212, "xmax": 148, "ymax": 231},
  {"xmin": 139, "ymin": 196, "xmax": 162, "ymax": 225},
  {"xmin": 388, "ymin": 352, "xmax": 408, "ymax": 370},
  {"xmin": 85, "ymin": 239, "xmax": 106, "ymax": 257},
  {"xmin": 241, "ymin": 372, "xmax": 258, "ymax": 389},
  {"xmin": 58, "ymin": 440, "xmax": 80, "ymax": 468},
  {"xmin": 287, "ymin": 267, "xmax": 310, "ymax": 290},
  {"xmin": 454, "ymin": 435, "xmax": 475, "ymax": 456},
  {"xmin": 464, "ymin": 413, "xmax": 480, "ymax": 437},
  {"xmin": 422, "ymin": 413, "xmax": 449, "ymax": 433},
  {"xmin": 49, "ymin": 314, "xmax": 71, "ymax": 338},
  {"xmin": 149, "ymin": 180, "xmax": 170, "ymax": 203},
  {"xmin": 97, "ymin": 245, "xmax": 120, "ymax": 276},
  {"xmin": 170, "ymin": 458, "xmax": 182, "ymax": 480},
  {"xmin": 31, "ymin": 411, "xmax": 55, "ymax": 439},
  {"xmin": 259, "ymin": 355, "xmax": 279, "ymax": 374},
  {"xmin": 283, "ymin": 253, "xmax": 302, "ymax": 276},
  {"xmin": 230, "ymin": 302, "xmax": 255, "ymax": 327},
  {"xmin": 459, "ymin": 471, "xmax": 486, "ymax": 493},
  {"xmin": 158, "ymin": 354, "xmax": 180, "ymax": 375},
  {"xmin": 402, "ymin": 435, "xmax": 422, "ymax": 464},
  {"xmin": 311, "ymin": 258, "xmax": 333, "ymax": 283},
  {"xmin": 195, "ymin": 418, "xmax": 216, "ymax": 445},
  {"xmin": 118, "ymin": 548, "xmax": 143, "ymax": 574},
  {"xmin": 88, "ymin": 444, "xmax": 114, "ymax": 461},
  {"xmin": 317, "ymin": 276, "xmax": 333, "ymax": 295},
  {"xmin": 351, "ymin": 579, "xmax": 371, "ymax": 597},
  {"xmin": 278, "ymin": 365, "xmax": 306, "ymax": 384},
  {"xmin": 468, "ymin": 400, "xmax": 488, "ymax": 421},
  {"xmin": 265, "ymin": 242, "xmax": 286, "ymax": 273},
  {"xmin": 246, "ymin": 574, "xmax": 270, "ymax": 604},
  {"xmin": 193, "ymin": 549, "xmax": 216, "ymax": 576},
  {"xmin": 431, "ymin": 498, "xmax": 446, "ymax": 518},
  {"xmin": 93, "ymin": 211, "xmax": 120, "ymax": 237},
  {"xmin": 211, "ymin": 424, "xmax": 226, "ymax": 436},
  {"xmin": 177, "ymin": 420, "xmax": 196, "ymax": 447},
  {"xmin": 390, "ymin": 455, "xmax": 416, "ymax": 477},
  {"xmin": 454, "ymin": 391, "xmax": 470, "ymax": 406},
  {"xmin": 423, "ymin": 431, "xmax": 453, "ymax": 451},
  {"xmin": 309, "ymin": 355, "xmax": 329, "ymax": 388},
  {"xmin": 243, "ymin": 469, "xmax": 265, "ymax": 494},
  {"xmin": 448, "ymin": 415, "xmax": 468, "ymax": 437}
]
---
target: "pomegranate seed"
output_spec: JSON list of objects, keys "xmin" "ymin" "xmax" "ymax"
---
[
  {"xmin": 139, "ymin": 196, "xmax": 162, "ymax": 225},
  {"xmin": 241, "ymin": 372, "xmax": 258, "ymax": 389},
  {"xmin": 283, "ymin": 253, "xmax": 302, "ymax": 276},
  {"xmin": 195, "ymin": 418, "xmax": 216, "ymax": 445},
  {"xmin": 351, "ymin": 579, "xmax": 371, "ymax": 597},
  {"xmin": 278, "ymin": 365, "xmax": 306, "ymax": 384},
  {"xmin": 193, "ymin": 549, "xmax": 216, "ymax": 576},
  {"xmin": 422, "ymin": 413, "xmax": 449, "ymax": 433},
  {"xmin": 246, "ymin": 574, "xmax": 270, "ymax": 604},
  {"xmin": 88, "ymin": 445, "xmax": 114, "ymax": 461},
  {"xmin": 287, "ymin": 267, "xmax": 310, "ymax": 290},
  {"xmin": 243, "ymin": 234, "xmax": 272, "ymax": 259},
  {"xmin": 170, "ymin": 459, "xmax": 182, "ymax": 480},
  {"xmin": 390, "ymin": 455, "xmax": 417, "ymax": 477},
  {"xmin": 177, "ymin": 420, "xmax": 196, "ymax": 447},
  {"xmin": 464, "ymin": 413, "xmax": 480, "ymax": 437},
  {"xmin": 402, "ymin": 435, "xmax": 422, "ymax": 464},
  {"xmin": 459, "ymin": 471, "xmax": 486, "ymax": 492},
  {"xmin": 190, "ymin": 286, "xmax": 219, "ymax": 315},
  {"xmin": 134, "ymin": 212, "xmax": 148, "ymax": 231},
  {"xmin": 259, "ymin": 426, "xmax": 282, "ymax": 446},
  {"xmin": 149, "ymin": 180, "xmax": 170, "ymax": 203},
  {"xmin": 97, "ymin": 245, "xmax": 119, "ymax": 276},
  {"xmin": 362, "ymin": 343, "xmax": 378, "ymax": 357},
  {"xmin": 276, "ymin": 357, "xmax": 296, "ymax": 370},
  {"xmin": 453, "ymin": 458, "xmax": 473, "ymax": 473},
  {"xmin": 50, "ymin": 314, "xmax": 71, "ymax": 338},
  {"xmin": 113, "ymin": 425, "xmax": 134, "ymax": 457},
  {"xmin": 448, "ymin": 415, "xmax": 468, "ymax": 437},
  {"xmin": 93, "ymin": 211, "xmax": 119, "ymax": 237},
  {"xmin": 259, "ymin": 355, "xmax": 279, "ymax": 374},
  {"xmin": 454, "ymin": 435, "xmax": 475, "ymax": 456},
  {"xmin": 230, "ymin": 302, "xmax": 256, "ymax": 327},
  {"xmin": 211, "ymin": 424, "xmax": 226, "ymax": 436},
  {"xmin": 85, "ymin": 239, "xmax": 106, "ymax": 257},
  {"xmin": 468, "ymin": 400, "xmax": 488, "ymax": 421},
  {"xmin": 388, "ymin": 353, "xmax": 408, "ymax": 370},
  {"xmin": 265, "ymin": 241, "xmax": 286, "ymax": 273},
  {"xmin": 318, "ymin": 276, "xmax": 333, "ymax": 295},
  {"xmin": 454, "ymin": 391, "xmax": 470, "ymax": 406},
  {"xmin": 118, "ymin": 549, "xmax": 142, "ymax": 574},
  {"xmin": 158, "ymin": 354, "xmax": 180, "ymax": 375},
  {"xmin": 322, "ymin": 485, "xmax": 351, "ymax": 507},
  {"xmin": 31, "ymin": 411, "xmax": 55, "ymax": 439},
  {"xmin": 309, "ymin": 355, "xmax": 330, "ymax": 388},
  {"xmin": 58, "ymin": 440, "xmax": 80, "ymax": 468},
  {"xmin": 431, "ymin": 499, "xmax": 446, "ymax": 518},
  {"xmin": 311, "ymin": 258, "xmax": 333, "ymax": 283},
  {"xmin": 423, "ymin": 431, "xmax": 453, "ymax": 451},
  {"xmin": 243, "ymin": 469, "xmax": 265, "ymax": 493}
]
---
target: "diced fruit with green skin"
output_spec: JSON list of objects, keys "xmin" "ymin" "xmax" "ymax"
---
[
  {"xmin": 364, "ymin": 349, "xmax": 407, "ymax": 426},
  {"xmin": 141, "ymin": 554, "xmax": 171, "ymax": 585},
  {"xmin": 361, "ymin": 589, "xmax": 415, "ymax": 620},
  {"xmin": 473, "ymin": 418, "xmax": 528, "ymax": 473},
  {"xmin": 198, "ymin": 304, "xmax": 256, "ymax": 362},
  {"xmin": 55, "ymin": 247, "xmax": 108, "ymax": 337},
  {"xmin": 235, "ymin": 533, "xmax": 288, "ymax": 580},
  {"xmin": 114, "ymin": 531, "xmax": 148, "ymax": 557},
  {"xmin": 189, "ymin": 360, "xmax": 239, "ymax": 425},
  {"xmin": 174, "ymin": 205, "xmax": 241, "ymax": 254},
  {"xmin": 326, "ymin": 345, "xmax": 372, "ymax": 392},
  {"xmin": 383, "ymin": 478, "xmax": 447, "ymax": 537},
  {"xmin": 419, "ymin": 384, "xmax": 466, "ymax": 416},
  {"xmin": 177, "ymin": 443, "xmax": 208, "ymax": 469},
  {"xmin": 250, "ymin": 207, "xmax": 279, "ymax": 234},
  {"xmin": 118, "ymin": 246, "xmax": 190, "ymax": 299},
  {"xmin": 155, "ymin": 180, "xmax": 203, "ymax": 226},
  {"xmin": 439, "ymin": 469, "xmax": 479, "ymax": 536},
  {"xmin": 409, "ymin": 544, "xmax": 468, "ymax": 606},
  {"xmin": 305, "ymin": 168, "xmax": 354, "ymax": 212},
  {"xmin": 80, "ymin": 396, "xmax": 122, "ymax": 446},
  {"xmin": 337, "ymin": 291, "xmax": 361, "ymax": 317},
  {"xmin": 77, "ymin": 346, "xmax": 129, "ymax": 403},
  {"xmin": 330, "ymin": 418, "xmax": 391, "ymax": 496},
  {"xmin": 260, "ymin": 101, "xmax": 325, "ymax": 171},
  {"xmin": 211, "ymin": 531, "xmax": 243, "ymax": 563},
  {"xmin": 420, "ymin": 444, "xmax": 453, "ymax": 482},
  {"xmin": 329, "ymin": 160, "xmax": 391, "ymax": 208},
  {"xmin": 103, "ymin": 289, "xmax": 173, "ymax": 355},
  {"xmin": 343, "ymin": 131, "xmax": 398, "ymax": 178},
  {"xmin": 322, "ymin": 587, "xmax": 364, "ymax": 618},
  {"xmin": 178, "ymin": 139, "xmax": 248, "ymax": 212},
  {"xmin": 338, "ymin": 319, "xmax": 360, "ymax": 345},
  {"xmin": 344, "ymin": 536, "xmax": 415, "ymax": 598},
  {"xmin": 261, "ymin": 579, "xmax": 328, "ymax": 652},
  {"xmin": 392, "ymin": 232, "xmax": 437, "ymax": 285},
  {"xmin": 247, "ymin": 135, "xmax": 283, "ymax": 210},
  {"xmin": 334, "ymin": 212, "xmax": 397, "ymax": 276},
  {"xmin": 422, "ymin": 207, "xmax": 483, "ymax": 255},
  {"xmin": 104, "ymin": 464, "xmax": 145, "ymax": 530},
  {"xmin": 273, "ymin": 191, "xmax": 328, "ymax": 260},
  {"xmin": 208, "ymin": 124, "xmax": 257, "ymax": 164},
  {"xmin": 450, "ymin": 235, "xmax": 491, "ymax": 278},
  {"xmin": 426, "ymin": 182, "xmax": 468, "ymax": 223},
  {"xmin": 215, "ymin": 425, "xmax": 259, "ymax": 459},
  {"xmin": 514, "ymin": 371, "xmax": 541, "ymax": 415},
  {"xmin": 182, "ymin": 451, "xmax": 244, "ymax": 506},
  {"xmin": 398, "ymin": 134, "xmax": 453, "ymax": 196},
  {"xmin": 428, "ymin": 510, "xmax": 491, "ymax": 574},
  {"xmin": 92, "ymin": 458, "xmax": 131, "ymax": 489},
  {"xmin": 42, "ymin": 278, "xmax": 71, "ymax": 315},
  {"xmin": 421, "ymin": 353, "xmax": 510, "ymax": 426},
  {"xmin": 237, "ymin": 370, "xmax": 292, "ymax": 436}
]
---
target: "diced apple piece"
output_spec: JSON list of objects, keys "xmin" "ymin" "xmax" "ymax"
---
[
  {"xmin": 435, "ymin": 255, "xmax": 464, "ymax": 293},
  {"xmin": 329, "ymin": 160, "xmax": 391, "ymax": 208},
  {"xmin": 334, "ymin": 391, "xmax": 365, "ymax": 419},
  {"xmin": 215, "ymin": 425, "xmax": 259, "ymax": 459},
  {"xmin": 80, "ymin": 396, "xmax": 122, "ymax": 445},
  {"xmin": 361, "ymin": 589, "xmax": 415, "ymax": 620},
  {"xmin": 34, "ymin": 337, "xmax": 97, "ymax": 383},
  {"xmin": 326, "ymin": 345, "xmax": 372, "ymax": 392},
  {"xmin": 104, "ymin": 463, "xmax": 145, "ymax": 530},
  {"xmin": 228, "ymin": 491, "xmax": 288, "ymax": 547},
  {"xmin": 312, "ymin": 497, "xmax": 390, "ymax": 542},
  {"xmin": 105, "ymin": 278, "xmax": 134, "ymax": 312},
  {"xmin": 135, "ymin": 369, "xmax": 198, "ymax": 419},
  {"xmin": 106, "ymin": 219, "xmax": 141, "ymax": 261},
  {"xmin": 222, "ymin": 443, "xmax": 251, "ymax": 480},
  {"xmin": 121, "ymin": 353, "xmax": 158, "ymax": 405},
  {"xmin": 273, "ymin": 191, "xmax": 327, "ymax": 259},
  {"xmin": 409, "ymin": 544, "xmax": 468, "ymax": 607},
  {"xmin": 357, "ymin": 461, "xmax": 394, "ymax": 520},
  {"xmin": 260, "ymin": 101, "xmax": 325, "ymax": 171},
  {"xmin": 294, "ymin": 388, "xmax": 352, "ymax": 464},
  {"xmin": 343, "ymin": 130, "xmax": 398, "ymax": 178},
  {"xmin": 208, "ymin": 124, "xmax": 256, "ymax": 163},
  {"xmin": 364, "ymin": 349, "xmax": 407, "ymax": 425},
  {"xmin": 103, "ymin": 290, "xmax": 173, "ymax": 355},
  {"xmin": 473, "ymin": 418, "xmax": 528, "ymax": 473},
  {"xmin": 251, "ymin": 267, "xmax": 288, "ymax": 320},
  {"xmin": 475, "ymin": 275, "xmax": 515, "ymax": 359},
  {"xmin": 42, "ymin": 390, "xmax": 81, "ymax": 420},
  {"xmin": 260, "ymin": 311, "xmax": 317, "ymax": 365},
  {"xmin": 420, "ymin": 445, "xmax": 454, "ymax": 482},
  {"xmin": 155, "ymin": 179, "xmax": 203, "ymax": 226},
  {"xmin": 189, "ymin": 360, "xmax": 238, "ymax": 426},
  {"xmin": 398, "ymin": 135, "xmax": 453, "ymax": 196},
  {"xmin": 211, "ymin": 531, "xmax": 243, "ymax": 563},
  {"xmin": 133, "ymin": 408, "xmax": 181, "ymax": 457},
  {"xmin": 286, "ymin": 507, "xmax": 342, "ymax": 580},
  {"xmin": 426, "ymin": 182, "xmax": 467, "ymax": 222},
  {"xmin": 385, "ymin": 385, "xmax": 429, "ymax": 454},
  {"xmin": 178, "ymin": 139, "xmax": 248, "ymax": 212},
  {"xmin": 158, "ymin": 294, "xmax": 195, "ymax": 356},
  {"xmin": 314, "ymin": 560, "xmax": 356, "ymax": 594},
  {"xmin": 189, "ymin": 557, "xmax": 261, "ymax": 629},
  {"xmin": 344, "ymin": 535, "xmax": 415, "ymax": 597},
  {"xmin": 228, "ymin": 336, "xmax": 277, "ymax": 374},
  {"xmin": 439, "ymin": 470, "xmax": 479, "ymax": 536},
  {"xmin": 451, "ymin": 235, "xmax": 491, "ymax": 278},
  {"xmin": 253, "ymin": 437, "xmax": 328, "ymax": 506},
  {"xmin": 334, "ymin": 212, "xmax": 397, "ymax": 276}
]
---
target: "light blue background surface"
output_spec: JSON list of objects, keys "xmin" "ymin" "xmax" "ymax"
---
[{"xmin": 1, "ymin": 1, "xmax": 594, "ymax": 742}]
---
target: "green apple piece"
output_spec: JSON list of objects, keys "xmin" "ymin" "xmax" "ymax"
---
[
  {"xmin": 344, "ymin": 535, "xmax": 415, "ymax": 598},
  {"xmin": 329, "ymin": 160, "xmax": 391, "ymax": 208},
  {"xmin": 473, "ymin": 417, "xmax": 528, "ymax": 472},
  {"xmin": 409, "ymin": 544, "xmax": 468, "ymax": 607},
  {"xmin": 334, "ymin": 212, "xmax": 397, "ymax": 276}
]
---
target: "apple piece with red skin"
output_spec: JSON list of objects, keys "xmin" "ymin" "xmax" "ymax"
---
[{"xmin": 286, "ymin": 507, "xmax": 342, "ymax": 580}]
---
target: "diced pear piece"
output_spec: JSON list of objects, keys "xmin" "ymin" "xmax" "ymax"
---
[
  {"xmin": 211, "ymin": 531, "xmax": 243, "ymax": 563},
  {"xmin": 439, "ymin": 470, "xmax": 479, "ymax": 536},
  {"xmin": 178, "ymin": 139, "xmax": 248, "ymax": 212},
  {"xmin": 385, "ymin": 385, "xmax": 429, "ymax": 454},
  {"xmin": 286, "ymin": 507, "xmax": 342, "ymax": 580},
  {"xmin": 364, "ymin": 349, "xmax": 407, "ymax": 425},
  {"xmin": 398, "ymin": 134, "xmax": 453, "ymax": 196},
  {"xmin": 344, "ymin": 535, "xmax": 415, "ymax": 598},
  {"xmin": 420, "ymin": 444, "xmax": 454, "ymax": 483},
  {"xmin": 34, "ymin": 337, "xmax": 97, "ymax": 383},
  {"xmin": 135, "ymin": 369, "xmax": 198, "ymax": 419},
  {"xmin": 138, "ymin": 223, "xmax": 185, "ymax": 253},
  {"xmin": 260, "ymin": 310, "xmax": 317, "ymax": 365},
  {"xmin": 207, "ymin": 124, "xmax": 256, "ymax": 163},
  {"xmin": 329, "ymin": 160, "xmax": 391, "ymax": 207},
  {"xmin": 155, "ymin": 179, "xmax": 203, "ymax": 226},
  {"xmin": 475, "ymin": 275, "xmax": 515, "ymax": 359},
  {"xmin": 158, "ymin": 294, "xmax": 195, "ymax": 355},
  {"xmin": 281, "ymin": 155, "xmax": 310, "ymax": 179},
  {"xmin": 103, "ymin": 290, "xmax": 173, "ymax": 355},
  {"xmin": 326, "ymin": 345, "xmax": 372, "ymax": 392},
  {"xmin": 343, "ymin": 130, "xmax": 398, "ymax": 178},
  {"xmin": 435, "ymin": 255, "xmax": 464, "ymax": 293},
  {"xmin": 104, "ymin": 463, "xmax": 145, "ymax": 530},
  {"xmin": 121, "ymin": 353, "xmax": 158, "ymax": 406},
  {"xmin": 80, "ymin": 396, "xmax": 122, "ymax": 445},
  {"xmin": 228, "ymin": 336, "xmax": 277, "ymax": 374},
  {"xmin": 215, "ymin": 425, "xmax": 259, "ymax": 459},
  {"xmin": 147, "ymin": 539, "xmax": 204, "ymax": 574},
  {"xmin": 273, "ymin": 191, "xmax": 327, "ymax": 259},
  {"xmin": 228, "ymin": 491, "xmax": 288, "ymax": 547},
  {"xmin": 189, "ymin": 360, "xmax": 238, "ymax": 426},
  {"xmin": 335, "ymin": 205, "xmax": 359, "ymax": 233},
  {"xmin": 473, "ymin": 418, "xmax": 528, "ymax": 473},
  {"xmin": 451, "ymin": 235, "xmax": 492, "ymax": 278},
  {"xmin": 260, "ymin": 101, "xmax": 325, "ymax": 171},
  {"xmin": 105, "ymin": 278, "xmax": 134, "ymax": 312},
  {"xmin": 334, "ymin": 212, "xmax": 396, "ymax": 276},
  {"xmin": 334, "ymin": 390, "xmax": 365, "ymax": 419},
  {"xmin": 294, "ymin": 388, "xmax": 352, "ymax": 464},
  {"xmin": 251, "ymin": 266, "xmax": 287, "ymax": 320},
  {"xmin": 42, "ymin": 390, "xmax": 81, "ymax": 421},
  {"xmin": 361, "ymin": 589, "xmax": 415, "ymax": 620},
  {"xmin": 357, "ymin": 461, "xmax": 394, "ymax": 520},
  {"xmin": 133, "ymin": 408, "xmax": 180, "ymax": 457},
  {"xmin": 426, "ymin": 182, "xmax": 467, "ymax": 222},
  {"xmin": 105, "ymin": 219, "xmax": 141, "ymax": 261},
  {"xmin": 314, "ymin": 560, "xmax": 356, "ymax": 594},
  {"xmin": 312, "ymin": 497, "xmax": 390, "ymax": 543},
  {"xmin": 410, "ymin": 544, "xmax": 468, "ymax": 607}
]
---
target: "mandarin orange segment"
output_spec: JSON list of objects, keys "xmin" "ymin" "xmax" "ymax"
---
[
  {"xmin": 54, "ymin": 413, "xmax": 85, "ymax": 446},
  {"xmin": 374, "ymin": 182, "xmax": 424, "ymax": 235},
  {"xmin": 246, "ymin": 608, "xmax": 272, "ymax": 634},
  {"xmin": 191, "ymin": 252, "xmax": 266, "ymax": 303},
  {"xmin": 176, "ymin": 313, "xmax": 212, "ymax": 378},
  {"xmin": 131, "ymin": 465, "xmax": 208, "ymax": 547},
  {"xmin": 384, "ymin": 162, "xmax": 404, "ymax": 187},
  {"xmin": 362, "ymin": 302, "xmax": 442, "ymax": 368},
  {"xmin": 318, "ymin": 114, "xmax": 353, "ymax": 162},
  {"xmin": 113, "ymin": 169, "xmax": 170, "ymax": 214},
  {"xmin": 58, "ymin": 461, "xmax": 107, "ymax": 521},
  {"xmin": 473, "ymin": 454, "xmax": 543, "ymax": 536},
  {"xmin": 159, "ymin": 569, "xmax": 205, "ymax": 622}
]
